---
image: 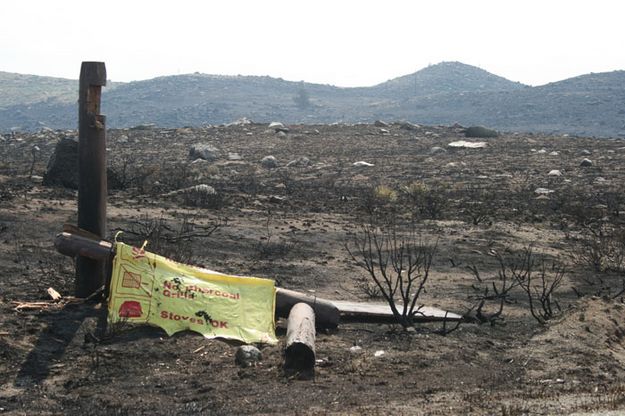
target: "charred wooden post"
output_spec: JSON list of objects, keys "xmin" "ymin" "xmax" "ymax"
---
[
  {"xmin": 285, "ymin": 302, "xmax": 316, "ymax": 378},
  {"xmin": 76, "ymin": 62, "xmax": 107, "ymax": 298},
  {"xmin": 55, "ymin": 232, "xmax": 114, "ymax": 261},
  {"xmin": 275, "ymin": 288, "xmax": 339, "ymax": 329}
]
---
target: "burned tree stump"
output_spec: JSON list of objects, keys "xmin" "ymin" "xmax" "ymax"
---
[{"xmin": 285, "ymin": 302, "xmax": 316, "ymax": 378}]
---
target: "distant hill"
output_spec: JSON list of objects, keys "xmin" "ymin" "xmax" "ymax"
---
[
  {"xmin": 0, "ymin": 72, "xmax": 77, "ymax": 108},
  {"xmin": 1, "ymin": 62, "xmax": 624, "ymax": 137}
]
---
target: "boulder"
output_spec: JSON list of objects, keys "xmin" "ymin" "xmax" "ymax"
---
[
  {"xmin": 580, "ymin": 158, "xmax": 593, "ymax": 167},
  {"xmin": 261, "ymin": 155, "xmax": 279, "ymax": 169},
  {"xmin": 548, "ymin": 170, "xmax": 562, "ymax": 177},
  {"xmin": 399, "ymin": 121, "xmax": 420, "ymax": 131},
  {"xmin": 43, "ymin": 137, "xmax": 123, "ymax": 189},
  {"xmin": 189, "ymin": 144, "xmax": 219, "ymax": 161},
  {"xmin": 43, "ymin": 137, "xmax": 79, "ymax": 188},
  {"xmin": 235, "ymin": 345, "xmax": 262, "ymax": 368},
  {"xmin": 464, "ymin": 126, "xmax": 498, "ymax": 138}
]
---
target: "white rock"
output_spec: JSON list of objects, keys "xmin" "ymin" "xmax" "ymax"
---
[
  {"xmin": 226, "ymin": 117, "xmax": 252, "ymax": 127},
  {"xmin": 534, "ymin": 188, "xmax": 554, "ymax": 195},
  {"xmin": 374, "ymin": 350, "xmax": 385, "ymax": 357},
  {"xmin": 349, "ymin": 346, "xmax": 363, "ymax": 354},
  {"xmin": 448, "ymin": 141, "xmax": 487, "ymax": 149},
  {"xmin": 268, "ymin": 121, "xmax": 285, "ymax": 129},
  {"xmin": 353, "ymin": 161, "xmax": 374, "ymax": 167},
  {"xmin": 548, "ymin": 170, "xmax": 562, "ymax": 177},
  {"xmin": 549, "ymin": 151, "xmax": 559, "ymax": 156}
]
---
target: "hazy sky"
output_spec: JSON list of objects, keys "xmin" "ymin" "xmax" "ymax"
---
[{"xmin": 1, "ymin": 0, "xmax": 623, "ymax": 87}]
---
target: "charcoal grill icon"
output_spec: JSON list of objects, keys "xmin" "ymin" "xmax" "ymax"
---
[{"xmin": 119, "ymin": 301, "xmax": 143, "ymax": 318}]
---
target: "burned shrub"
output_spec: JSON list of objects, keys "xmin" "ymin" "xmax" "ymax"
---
[
  {"xmin": 400, "ymin": 180, "xmax": 447, "ymax": 220},
  {"xmin": 346, "ymin": 224, "xmax": 437, "ymax": 328},
  {"xmin": 470, "ymin": 246, "xmax": 565, "ymax": 325}
]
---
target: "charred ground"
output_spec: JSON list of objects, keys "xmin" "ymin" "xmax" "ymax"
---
[{"xmin": 1, "ymin": 123, "xmax": 625, "ymax": 415}]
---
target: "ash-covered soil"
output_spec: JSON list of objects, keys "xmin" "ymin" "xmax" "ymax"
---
[{"xmin": 2, "ymin": 122, "xmax": 625, "ymax": 415}]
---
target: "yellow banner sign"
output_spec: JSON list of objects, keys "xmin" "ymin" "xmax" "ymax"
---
[{"xmin": 108, "ymin": 242, "xmax": 277, "ymax": 344}]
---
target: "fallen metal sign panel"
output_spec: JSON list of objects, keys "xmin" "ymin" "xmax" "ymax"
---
[{"xmin": 331, "ymin": 300, "xmax": 462, "ymax": 323}]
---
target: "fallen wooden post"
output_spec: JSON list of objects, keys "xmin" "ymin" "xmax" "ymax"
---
[
  {"xmin": 284, "ymin": 302, "xmax": 316, "ymax": 378},
  {"xmin": 76, "ymin": 61, "xmax": 108, "ymax": 298},
  {"xmin": 55, "ymin": 232, "xmax": 114, "ymax": 261},
  {"xmin": 276, "ymin": 288, "xmax": 340, "ymax": 329}
]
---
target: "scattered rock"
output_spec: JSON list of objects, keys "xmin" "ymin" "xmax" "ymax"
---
[
  {"xmin": 268, "ymin": 122, "xmax": 289, "ymax": 133},
  {"xmin": 261, "ymin": 155, "xmax": 279, "ymax": 169},
  {"xmin": 286, "ymin": 157, "xmax": 311, "ymax": 168},
  {"xmin": 226, "ymin": 117, "xmax": 252, "ymax": 127},
  {"xmin": 353, "ymin": 161, "xmax": 374, "ymax": 167},
  {"xmin": 537, "ymin": 149, "xmax": 547, "ymax": 154},
  {"xmin": 349, "ymin": 346, "xmax": 363, "ymax": 354},
  {"xmin": 228, "ymin": 152, "xmax": 242, "ymax": 161},
  {"xmin": 276, "ymin": 131, "xmax": 288, "ymax": 138},
  {"xmin": 189, "ymin": 144, "xmax": 219, "ymax": 161},
  {"xmin": 580, "ymin": 158, "xmax": 593, "ymax": 167},
  {"xmin": 269, "ymin": 195, "xmax": 286, "ymax": 203},
  {"xmin": 430, "ymin": 146, "xmax": 447, "ymax": 155},
  {"xmin": 535, "ymin": 188, "xmax": 555, "ymax": 195},
  {"xmin": 374, "ymin": 120, "xmax": 389, "ymax": 128},
  {"xmin": 549, "ymin": 151, "xmax": 559, "ymax": 156},
  {"xmin": 379, "ymin": 128, "xmax": 390, "ymax": 135},
  {"xmin": 235, "ymin": 345, "xmax": 262, "ymax": 368},
  {"xmin": 162, "ymin": 184, "xmax": 216, "ymax": 197},
  {"xmin": 374, "ymin": 350, "xmax": 385, "ymax": 358},
  {"xmin": 448, "ymin": 141, "xmax": 487, "ymax": 149},
  {"xmin": 581, "ymin": 149, "xmax": 592, "ymax": 156},
  {"xmin": 399, "ymin": 121, "xmax": 420, "ymax": 131},
  {"xmin": 548, "ymin": 170, "xmax": 562, "ymax": 177}
]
